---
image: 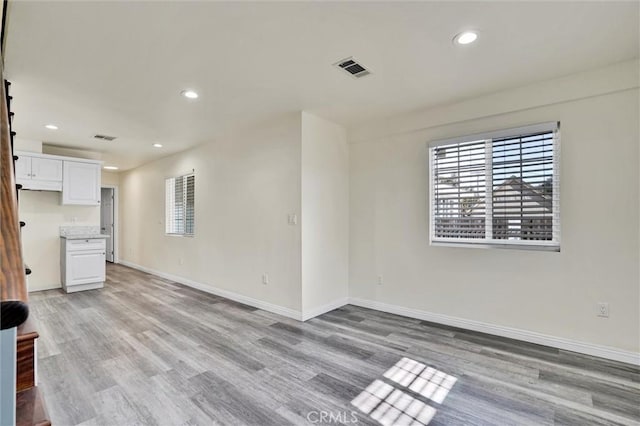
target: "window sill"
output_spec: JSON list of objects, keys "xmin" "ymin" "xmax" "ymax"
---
[{"xmin": 430, "ymin": 240, "xmax": 560, "ymax": 252}]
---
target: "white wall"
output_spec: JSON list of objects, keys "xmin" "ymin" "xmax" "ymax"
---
[
  {"xmin": 43, "ymin": 145, "xmax": 102, "ymax": 161},
  {"xmin": 301, "ymin": 112, "xmax": 349, "ymax": 318},
  {"xmin": 348, "ymin": 60, "xmax": 640, "ymax": 354},
  {"xmin": 101, "ymin": 171, "xmax": 119, "ymax": 186},
  {"xmin": 119, "ymin": 112, "xmax": 350, "ymax": 319},
  {"xmin": 119, "ymin": 113, "xmax": 303, "ymax": 314},
  {"xmin": 14, "ymin": 138, "xmax": 42, "ymax": 153}
]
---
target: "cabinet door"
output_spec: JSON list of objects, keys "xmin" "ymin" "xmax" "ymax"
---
[
  {"xmin": 67, "ymin": 250, "xmax": 105, "ymax": 286},
  {"xmin": 15, "ymin": 155, "xmax": 32, "ymax": 181},
  {"xmin": 62, "ymin": 161, "xmax": 101, "ymax": 205},
  {"xmin": 31, "ymin": 157, "xmax": 63, "ymax": 182}
]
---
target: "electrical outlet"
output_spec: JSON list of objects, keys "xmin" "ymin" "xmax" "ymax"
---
[
  {"xmin": 377, "ymin": 275, "xmax": 383, "ymax": 286},
  {"xmin": 597, "ymin": 302, "xmax": 609, "ymax": 318},
  {"xmin": 287, "ymin": 214, "xmax": 298, "ymax": 225},
  {"xmin": 262, "ymin": 273, "xmax": 269, "ymax": 285}
]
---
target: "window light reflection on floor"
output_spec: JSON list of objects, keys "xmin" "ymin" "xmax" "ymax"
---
[
  {"xmin": 384, "ymin": 357, "xmax": 457, "ymax": 404},
  {"xmin": 351, "ymin": 380, "xmax": 436, "ymax": 426},
  {"xmin": 351, "ymin": 357, "xmax": 457, "ymax": 426}
]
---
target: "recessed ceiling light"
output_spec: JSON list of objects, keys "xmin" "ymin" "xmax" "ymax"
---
[
  {"xmin": 45, "ymin": 124, "xmax": 58, "ymax": 130},
  {"xmin": 152, "ymin": 143, "xmax": 163, "ymax": 148},
  {"xmin": 103, "ymin": 166, "xmax": 119, "ymax": 170},
  {"xmin": 181, "ymin": 90, "xmax": 198, "ymax": 99},
  {"xmin": 453, "ymin": 31, "xmax": 478, "ymax": 45}
]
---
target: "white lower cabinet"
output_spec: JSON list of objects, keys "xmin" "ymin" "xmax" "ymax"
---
[{"xmin": 61, "ymin": 238, "xmax": 106, "ymax": 292}]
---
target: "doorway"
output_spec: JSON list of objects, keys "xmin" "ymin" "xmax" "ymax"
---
[{"xmin": 100, "ymin": 186, "xmax": 118, "ymax": 263}]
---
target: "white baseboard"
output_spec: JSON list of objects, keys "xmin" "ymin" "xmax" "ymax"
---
[
  {"xmin": 118, "ymin": 261, "xmax": 302, "ymax": 321},
  {"xmin": 302, "ymin": 297, "xmax": 349, "ymax": 321},
  {"xmin": 348, "ymin": 297, "xmax": 640, "ymax": 366},
  {"xmin": 28, "ymin": 284, "xmax": 61, "ymax": 293}
]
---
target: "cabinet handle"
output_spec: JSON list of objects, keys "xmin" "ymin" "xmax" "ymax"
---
[{"xmin": 102, "ymin": 253, "xmax": 106, "ymax": 255}]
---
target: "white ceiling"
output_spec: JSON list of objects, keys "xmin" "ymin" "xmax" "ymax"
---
[{"xmin": 5, "ymin": 1, "xmax": 639, "ymax": 170}]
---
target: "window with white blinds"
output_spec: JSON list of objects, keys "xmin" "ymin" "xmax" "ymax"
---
[
  {"xmin": 165, "ymin": 173, "xmax": 195, "ymax": 236},
  {"xmin": 429, "ymin": 122, "xmax": 559, "ymax": 250}
]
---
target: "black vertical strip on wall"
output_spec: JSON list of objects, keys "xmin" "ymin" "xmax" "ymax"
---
[{"xmin": 1, "ymin": 0, "xmax": 8, "ymax": 57}]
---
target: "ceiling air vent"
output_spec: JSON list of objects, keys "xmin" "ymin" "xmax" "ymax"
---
[
  {"xmin": 94, "ymin": 134, "xmax": 117, "ymax": 141},
  {"xmin": 334, "ymin": 57, "xmax": 371, "ymax": 79}
]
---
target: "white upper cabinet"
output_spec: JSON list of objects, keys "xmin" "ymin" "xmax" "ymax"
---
[
  {"xmin": 15, "ymin": 153, "xmax": 63, "ymax": 191},
  {"xmin": 32, "ymin": 157, "xmax": 64, "ymax": 181},
  {"xmin": 15, "ymin": 155, "xmax": 32, "ymax": 181},
  {"xmin": 15, "ymin": 151, "xmax": 102, "ymax": 204},
  {"xmin": 62, "ymin": 161, "xmax": 101, "ymax": 205}
]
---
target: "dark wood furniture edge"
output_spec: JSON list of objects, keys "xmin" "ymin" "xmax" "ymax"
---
[
  {"xmin": 17, "ymin": 315, "xmax": 38, "ymax": 342},
  {"xmin": 16, "ymin": 387, "xmax": 51, "ymax": 426}
]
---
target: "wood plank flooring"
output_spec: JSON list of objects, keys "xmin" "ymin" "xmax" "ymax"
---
[{"xmin": 29, "ymin": 264, "xmax": 640, "ymax": 426}]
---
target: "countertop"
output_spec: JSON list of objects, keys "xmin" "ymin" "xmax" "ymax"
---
[{"xmin": 60, "ymin": 234, "xmax": 110, "ymax": 240}]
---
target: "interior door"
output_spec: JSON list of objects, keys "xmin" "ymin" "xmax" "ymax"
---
[{"xmin": 100, "ymin": 187, "xmax": 115, "ymax": 262}]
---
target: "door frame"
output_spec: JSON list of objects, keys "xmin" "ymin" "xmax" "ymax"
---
[{"xmin": 101, "ymin": 184, "xmax": 119, "ymax": 263}]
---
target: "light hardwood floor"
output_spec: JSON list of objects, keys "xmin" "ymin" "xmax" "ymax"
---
[{"xmin": 29, "ymin": 264, "xmax": 639, "ymax": 426}]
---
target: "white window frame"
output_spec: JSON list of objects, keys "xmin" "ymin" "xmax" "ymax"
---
[
  {"xmin": 428, "ymin": 122, "xmax": 560, "ymax": 251},
  {"xmin": 165, "ymin": 173, "xmax": 195, "ymax": 237}
]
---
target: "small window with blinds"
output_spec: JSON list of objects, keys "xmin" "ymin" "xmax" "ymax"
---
[
  {"xmin": 165, "ymin": 173, "xmax": 195, "ymax": 236},
  {"xmin": 429, "ymin": 122, "xmax": 559, "ymax": 251}
]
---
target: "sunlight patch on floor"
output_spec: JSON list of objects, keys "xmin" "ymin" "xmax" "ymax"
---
[{"xmin": 351, "ymin": 358, "xmax": 457, "ymax": 425}]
